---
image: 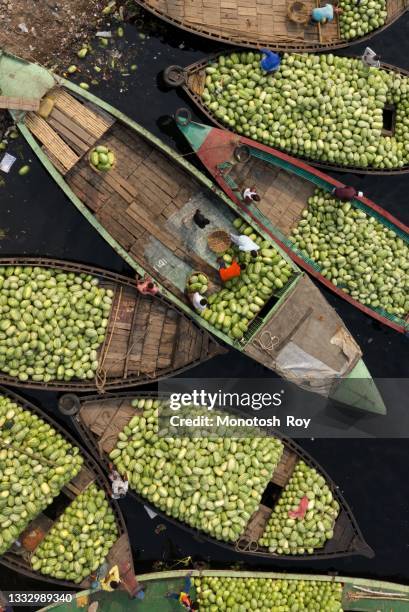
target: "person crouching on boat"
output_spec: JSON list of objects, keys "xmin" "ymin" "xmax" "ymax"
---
[
  {"xmin": 136, "ymin": 275, "xmax": 159, "ymax": 296},
  {"xmin": 331, "ymin": 185, "xmax": 363, "ymax": 201},
  {"xmin": 100, "ymin": 565, "xmax": 121, "ymax": 592},
  {"xmin": 361, "ymin": 47, "xmax": 381, "ymax": 69},
  {"xmin": 230, "ymin": 233, "xmax": 260, "ymax": 255},
  {"xmin": 108, "ymin": 464, "xmax": 129, "ymax": 500},
  {"xmin": 189, "ymin": 292, "xmax": 208, "ymax": 312},
  {"xmin": 218, "ymin": 258, "xmax": 246, "ymax": 283},
  {"xmin": 260, "ymin": 49, "xmax": 281, "ymax": 73},
  {"xmin": 311, "ymin": 3, "xmax": 343, "ymax": 24},
  {"xmin": 166, "ymin": 572, "xmax": 199, "ymax": 611},
  {"xmin": 242, "ymin": 186, "xmax": 261, "ymax": 205}
]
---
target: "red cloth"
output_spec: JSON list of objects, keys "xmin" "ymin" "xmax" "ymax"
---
[
  {"xmin": 288, "ymin": 495, "xmax": 309, "ymax": 519},
  {"xmin": 219, "ymin": 261, "xmax": 241, "ymax": 282},
  {"xmin": 333, "ymin": 186, "xmax": 357, "ymax": 201}
]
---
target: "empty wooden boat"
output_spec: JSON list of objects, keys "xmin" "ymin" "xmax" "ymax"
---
[
  {"xmin": 0, "ymin": 387, "xmax": 137, "ymax": 595},
  {"xmin": 134, "ymin": 0, "xmax": 408, "ymax": 53},
  {"xmin": 71, "ymin": 392, "xmax": 373, "ymax": 561},
  {"xmin": 170, "ymin": 50, "xmax": 409, "ymax": 174},
  {"xmin": 38, "ymin": 569, "xmax": 409, "ymax": 611},
  {"xmin": 1, "ymin": 51, "xmax": 386, "ymax": 413},
  {"xmin": 0, "ymin": 257, "xmax": 223, "ymax": 391},
  {"xmin": 177, "ymin": 117, "xmax": 409, "ymax": 334}
]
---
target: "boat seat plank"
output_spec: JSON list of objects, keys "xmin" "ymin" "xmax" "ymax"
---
[
  {"xmin": 0, "ymin": 96, "xmax": 39, "ymax": 111},
  {"xmin": 241, "ymin": 503, "xmax": 272, "ymax": 542},
  {"xmin": 271, "ymin": 448, "xmax": 298, "ymax": 487},
  {"xmin": 79, "ymin": 400, "xmax": 124, "ymax": 433},
  {"xmin": 42, "ymin": 146, "xmax": 67, "ymax": 175},
  {"xmin": 47, "ymin": 116, "xmax": 90, "ymax": 155},
  {"xmin": 53, "ymin": 89, "xmax": 114, "ymax": 139},
  {"xmin": 49, "ymin": 106, "xmax": 97, "ymax": 145},
  {"xmin": 25, "ymin": 112, "xmax": 79, "ymax": 173},
  {"xmin": 64, "ymin": 465, "xmax": 95, "ymax": 497},
  {"xmin": 99, "ymin": 404, "xmax": 136, "ymax": 454},
  {"xmin": 229, "ymin": 158, "xmax": 314, "ymax": 236}
]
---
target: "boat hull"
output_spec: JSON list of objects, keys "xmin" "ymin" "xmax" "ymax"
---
[
  {"xmin": 134, "ymin": 0, "xmax": 408, "ymax": 53},
  {"xmin": 73, "ymin": 391, "xmax": 373, "ymax": 561},
  {"xmin": 37, "ymin": 569, "xmax": 409, "ymax": 611},
  {"xmin": 0, "ymin": 257, "xmax": 224, "ymax": 391},
  {"xmin": 178, "ymin": 53, "xmax": 409, "ymax": 175},
  {"xmin": 0, "ymin": 387, "xmax": 136, "ymax": 593},
  {"xmin": 176, "ymin": 118, "xmax": 409, "ymax": 335}
]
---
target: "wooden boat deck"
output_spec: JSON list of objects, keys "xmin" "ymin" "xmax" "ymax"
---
[
  {"xmin": 75, "ymin": 394, "xmax": 369, "ymax": 560},
  {"xmin": 24, "ymin": 91, "xmax": 241, "ymax": 300},
  {"xmin": 136, "ymin": 0, "xmax": 407, "ymax": 51},
  {"xmin": 227, "ymin": 155, "xmax": 314, "ymax": 236}
]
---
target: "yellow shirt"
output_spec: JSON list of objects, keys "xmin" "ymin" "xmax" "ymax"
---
[{"xmin": 100, "ymin": 565, "xmax": 120, "ymax": 592}]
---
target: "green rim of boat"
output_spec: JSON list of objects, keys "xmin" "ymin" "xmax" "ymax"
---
[{"xmin": 38, "ymin": 569, "xmax": 409, "ymax": 611}]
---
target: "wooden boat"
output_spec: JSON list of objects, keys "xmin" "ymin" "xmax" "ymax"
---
[
  {"xmin": 134, "ymin": 0, "xmax": 408, "ymax": 53},
  {"xmin": 0, "ymin": 257, "xmax": 223, "ymax": 391},
  {"xmin": 38, "ymin": 569, "xmax": 409, "ymax": 611},
  {"xmin": 169, "ymin": 51, "xmax": 409, "ymax": 175},
  {"xmin": 0, "ymin": 51, "xmax": 386, "ymax": 414},
  {"xmin": 71, "ymin": 391, "xmax": 373, "ymax": 561},
  {"xmin": 177, "ymin": 117, "xmax": 409, "ymax": 334},
  {"xmin": 0, "ymin": 386, "xmax": 137, "ymax": 595}
]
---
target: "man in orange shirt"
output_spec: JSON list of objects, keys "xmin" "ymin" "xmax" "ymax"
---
[{"xmin": 218, "ymin": 257, "xmax": 246, "ymax": 282}]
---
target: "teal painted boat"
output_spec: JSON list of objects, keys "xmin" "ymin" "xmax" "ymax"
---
[
  {"xmin": 38, "ymin": 569, "xmax": 409, "ymax": 611},
  {"xmin": 0, "ymin": 49, "xmax": 386, "ymax": 414},
  {"xmin": 175, "ymin": 116, "xmax": 409, "ymax": 334}
]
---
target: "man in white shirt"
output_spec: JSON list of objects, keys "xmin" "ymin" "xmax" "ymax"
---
[
  {"xmin": 230, "ymin": 233, "xmax": 260, "ymax": 255},
  {"xmin": 190, "ymin": 292, "xmax": 208, "ymax": 312},
  {"xmin": 361, "ymin": 47, "xmax": 381, "ymax": 69},
  {"xmin": 242, "ymin": 186, "xmax": 261, "ymax": 204},
  {"xmin": 109, "ymin": 468, "xmax": 129, "ymax": 499}
]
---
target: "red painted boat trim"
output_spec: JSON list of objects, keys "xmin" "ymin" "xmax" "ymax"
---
[{"xmin": 195, "ymin": 126, "xmax": 407, "ymax": 333}]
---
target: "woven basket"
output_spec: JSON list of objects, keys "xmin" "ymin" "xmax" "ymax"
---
[
  {"xmin": 287, "ymin": 0, "xmax": 309, "ymax": 23},
  {"xmin": 207, "ymin": 230, "xmax": 231, "ymax": 254},
  {"xmin": 89, "ymin": 148, "xmax": 117, "ymax": 173},
  {"xmin": 188, "ymin": 270, "xmax": 209, "ymax": 288}
]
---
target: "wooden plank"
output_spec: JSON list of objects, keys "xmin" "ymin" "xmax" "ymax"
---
[
  {"xmin": 50, "ymin": 107, "xmax": 97, "ymax": 145},
  {"xmin": 48, "ymin": 117, "xmax": 90, "ymax": 155},
  {"xmin": 25, "ymin": 113, "xmax": 79, "ymax": 172},
  {"xmin": 0, "ymin": 96, "xmax": 39, "ymax": 111},
  {"xmin": 53, "ymin": 89, "xmax": 114, "ymax": 138}
]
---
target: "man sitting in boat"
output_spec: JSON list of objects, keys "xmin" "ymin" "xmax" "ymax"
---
[
  {"xmin": 311, "ymin": 3, "xmax": 343, "ymax": 23},
  {"xmin": 189, "ymin": 292, "xmax": 208, "ymax": 312},
  {"xmin": 331, "ymin": 185, "xmax": 363, "ymax": 201},
  {"xmin": 242, "ymin": 186, "xmax": 261, "ymax": 205},
  {"xmin": 260, "ymin": 49, "xmax": 281, "ymax": 73},
  {"xmin": 108, "ymin": 465, "xmax": 129, "ymax": 500},
  {"xmin": 230, "ymin": 233, "xmax": 260, "ymax": 255},
  {"xmin": 217, "ymin": 258, "xmax": 247, "ymax": 282},
  {"xmin": 166, "ymin": 572, "xmax": 199, "ymax": 610}
]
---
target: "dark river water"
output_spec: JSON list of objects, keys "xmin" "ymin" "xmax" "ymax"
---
[{"xmin": 0, "ymin": 9, "xmax": 409, "ymax": 603}]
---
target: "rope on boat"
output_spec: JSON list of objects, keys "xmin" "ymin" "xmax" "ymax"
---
[
  {"xmin": 347, "ymin": 585, "xmax": 409, "ymax": 601},
  {"xmin": 253, "ymin": 331, "xmax": 280, "ymax": 358},
  {"xmin": 95, "ymin": 285, "xmax": 123, "ymax": 393}
]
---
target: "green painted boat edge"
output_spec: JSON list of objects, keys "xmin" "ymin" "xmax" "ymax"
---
[
  {"xmin": 38, "ymin": 569, "xmax": 409, "ymax": 611},
  {"xmin": 333, "ymin": 359, "xmax": 386, "ymax": 415}
]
